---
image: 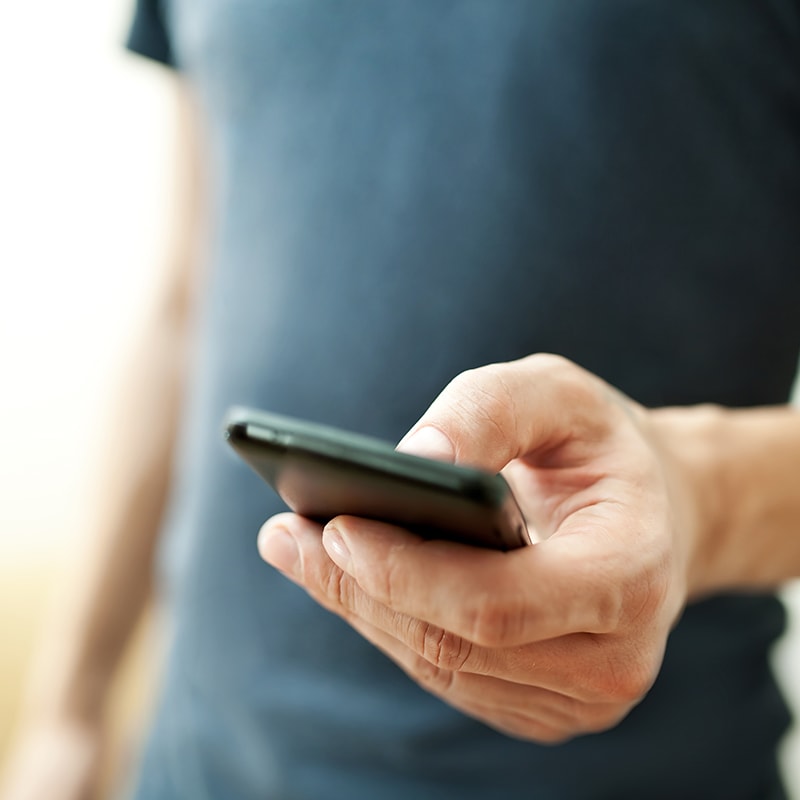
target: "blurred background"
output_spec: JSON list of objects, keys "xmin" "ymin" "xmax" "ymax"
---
[
  {"xmin": 0, "ymin": 0, "xmax": 177, "ymax": 793},
  {"xmin": 0, "ymin": 1, "xmax": 798, "ymax": 797}
]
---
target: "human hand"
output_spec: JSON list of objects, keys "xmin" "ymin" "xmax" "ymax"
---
[
  {"xmin": 258, "ymin": 354, "xmax": 704, "ymax": 742},
  {"xmin": 0, "ymin": 717, "xmax": 104, "ymax": 800}
]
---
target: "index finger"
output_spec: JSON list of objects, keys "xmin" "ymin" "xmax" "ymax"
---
[{"xmin": 325, "ymin": 506, "xmax": 644, "ymax": 648}]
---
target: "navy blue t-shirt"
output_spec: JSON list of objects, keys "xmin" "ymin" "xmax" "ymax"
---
[{"xmin": 127, "ymin": 2, "xmax": 800, "ymax": 798}]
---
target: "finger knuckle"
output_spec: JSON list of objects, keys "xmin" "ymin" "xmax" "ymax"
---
[
  {"xmin": 463, "ymin": 592, "xmax": 528, "ymax": 648},
  {"xmin": 537, "ymin": 694, "xmax": 615, "ymax": 738},
  {"xmin": 526, "ymin": 353, "xmax": 610, "ymax": 429},
  {"xmin": 526, "ymin": 352, "xmax": 574, "ymax": 375},
  {"xmin": 592, "ymin": 651, "xmax": 657, "ymax": 703},
  {"xmin": 323, "ymin": 565, "xmax": 355, "ymax": 611},
  {"xmin": 414, "ymin": 621, "xmax": 474, "ymax": 672},
  {"xmin": 626, "ymin": 558, "xmax": 673, "ymax": 628},
  {"xmin": 527, "ymin": 353, "xmax": 584, "ymax": 390},
  {"xmin": 581, "ymin": 578, "xmax": 624, "ymax": 635},
  {"xmin": 446, "ymin": 368, "xmax": 518, "ymax": 452},
  {"xmin": 593, "ymin": 552, "xmax": 671, "ymax": 636},
  {"xmin": 412, "ymin": 653, "xmax": 457, "ymax": 695}
]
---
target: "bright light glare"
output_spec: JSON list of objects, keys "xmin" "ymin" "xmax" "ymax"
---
[{"xmin": 0, "ymin": 0, "xmax": 174, "ymax": 562}]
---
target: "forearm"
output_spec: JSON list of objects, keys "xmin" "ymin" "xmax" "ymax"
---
[
  {"xmin": 651, "ymin": 403, "xmax": 800, "ymax": 597},
  {"xmin": 21, "ymin": 81, "xmax": 201, "ymax": 730},
  {"xmin": 24, "ymin": 306, "xmax": 188, "ymax": 725}
]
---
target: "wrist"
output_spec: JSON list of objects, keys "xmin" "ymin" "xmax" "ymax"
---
[
  {"xmin": 649, "ymin": 403, "xmax": 800, "ymax": 597},
  {"xmin": 647, "ymin": 404, "xmax": 730, "ymax": 599}
]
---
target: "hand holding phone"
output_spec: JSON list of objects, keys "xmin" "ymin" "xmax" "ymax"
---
[{"xmin": 256, "ymin": 356, "xmax": 690, "ymax": 744}]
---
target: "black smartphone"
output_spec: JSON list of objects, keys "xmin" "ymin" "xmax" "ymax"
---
[{"xmin": 223, "ymin": 406, "xmax": 529, "ymax": 550}]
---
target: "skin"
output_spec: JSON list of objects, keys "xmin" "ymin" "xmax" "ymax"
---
[{"xmin": 259, "ymin": 354, "xmax": 800, "ymax": 743}]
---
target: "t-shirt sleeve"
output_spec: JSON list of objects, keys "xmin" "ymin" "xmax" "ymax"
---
[{"xmin": 126, "ymin": 0, "xmax": 174, "ymax": 67}]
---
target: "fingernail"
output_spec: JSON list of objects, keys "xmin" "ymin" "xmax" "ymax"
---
[
  {"xmin": 258, "ymin": 526, "xmax": 299, "ymax": 577},
  {"xmin": 397, "ymin": 425, "xmax": 455, "ymax": 462},
  {"xmin": 323, "ymin": 526, "xmax": 351, "ymax": 572}
]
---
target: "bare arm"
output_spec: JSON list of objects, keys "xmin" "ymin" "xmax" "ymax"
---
[
  {"xmin": 1, "ymin": 73, "xmax": 201, "ymax": 800},
  {"xmin": 654, "ymin": 403, "xmax": 800, "ymax": 595}
]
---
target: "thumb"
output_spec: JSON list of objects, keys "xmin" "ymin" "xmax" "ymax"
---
[{"xmin": 397, "ymin": 354, "xmax": 611, "ymax": 472}]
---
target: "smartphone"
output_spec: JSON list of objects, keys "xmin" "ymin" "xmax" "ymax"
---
[{"xmin": 223, "ymin": 406, "xmax": 529, "ymax": 550}]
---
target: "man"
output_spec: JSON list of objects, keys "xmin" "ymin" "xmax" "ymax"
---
[{"xmin": 4, "ymin": 1, "xmax": 800, "ymax": 798}]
